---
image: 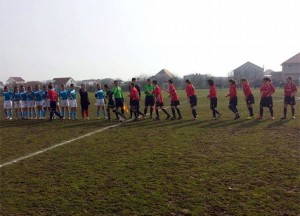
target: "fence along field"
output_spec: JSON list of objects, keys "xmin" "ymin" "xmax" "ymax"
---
[{"xmin": 0, "ymin": 89, "xmax": 299, "ymax": 215}]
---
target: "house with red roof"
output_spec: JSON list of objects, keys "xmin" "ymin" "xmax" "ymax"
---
[{"xmin": 6, "ymin": 77, "xmax": 25, "ymax": 84}]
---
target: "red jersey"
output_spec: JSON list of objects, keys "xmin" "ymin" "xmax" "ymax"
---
[
  {"xmin": 208, "ymin": 85, "xmax": 217, "ymax": 98},
  {"xmin": 227, "ymin": 84, "xmax": 237, "ymax": 99},
  {"xmin": 260, "ymin": 83, "xmax": 275, "ymax": 97},
  {"xmin": 284, "ymin": 82, "xmax": 297, "ymax": 96},
  {"xmin": 165, "ymin": 84, "xmax": 179, "ymax": 101},
  {"xmin": 152, "ymin": 85, "xmax": 163, "ymax": 103},
  {"xmin": 130, "ymin": 87, "xmax": 139, "ymax": 100},
  {"xmin": 186, "ymin": 84, "xmax": 196, "ymax": 97},
  {"xmin": 47, "ymin": 89, "xmax": 57, "ymax": 102},
  {"xmin": 242, "ymin": 82, "xmax": 252, "ymax": 97}
]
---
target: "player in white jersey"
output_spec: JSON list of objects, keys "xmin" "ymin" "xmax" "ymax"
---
[
  {"xmin": 12, "ymin": 86, "xmax": 22, "ymax": 119},
  {"xmin": 42, "ymin": 85, "xmax": 50, "ymax": 119},
  {"xmin": 59, "ymin": 84, "xmax": 70, "ymax": 119},
  {"xmin": 34, "ymin": 84, "xmax": 44, "ymax": 119},
  {"xmin": 95, "ymin": 83, "xmax": 106, "ymax": 119},
  {"xmin": 27, "ymin": 86, "xmax": 36, "ymax": 119},
  {"xmin": 69, "ymin": 84, "xmax": 78, "ymax": 119},
  {"xmin": 20, "ymin": 85, "xmax": 28, "ymax": 119},
  {"xmin": 3, "ymin": 86, "xmax": 13, "ymax": 120}
]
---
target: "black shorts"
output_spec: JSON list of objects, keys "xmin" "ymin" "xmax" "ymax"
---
[
  {"xmin": 50, "ymin": 101, "xmax": 57, "ymax": 110},
  {"xmin": 107, "ymin": 100, "xmax": 115, "ymax": 109},
  {"xmin": 189, "ymin": 95, "xmax": 197, "ymax": 107},
  {"xmin": 210, "ymin": 97, "xmax": 217, "ymax": 108},
  {"xmin": 81, "ymin": 102, "xmax": 90, "ymax": 110},
  {"xmin": 171, "ymin": 100, "xmax": 180, "ymax": 107},
  {"xmin": 246, "ymin": 94, "xmax": 255, "ymax": 105},
  {"xmin": 115, "ymin": 98, "xmax": 124, "ymax": 108},
  {"xmin": 284, "ymin": 96, "xmax": 296, "ymax": 105},
  {"xmin": 229, "ymin": 97, "xmax": 237, "ymax": 107},
  {"xmin": 129, "ymin": 98, "xmax": 133, "ymax": 106},
  {"xmin": 145, "ymin": 96, "xmax": 155, "ymax": 107},
  {"xmin": 156, "ymin": 101, "xmax": 164, "ymax": 107},
  {"xmin": 131, "ymin": 99, "xmax": 140, "ymax": 108},
  {"xmin": 260, "ymin": 97, "xmax": 273, "ymax": 107}
]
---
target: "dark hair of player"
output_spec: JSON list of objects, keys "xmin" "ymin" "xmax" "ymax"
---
[
  {"xmin": 207, "ymin": 79, "xmax": 214, "ymax": 86},
  {"xmin": 229, "ymin": 79, "xmax": 236, "ymax": 86}
]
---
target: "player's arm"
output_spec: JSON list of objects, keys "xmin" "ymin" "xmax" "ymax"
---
[
  {"xmin": 144, "ymin": 85, "xmax": 148, "ymax": 94},
  {"xmin": 291, "ymin": 84, "xmax": 297, "ymax": 96},
  {"xmin": 137, "ymin": 86, "xmax": 141, "ymax": 97}
]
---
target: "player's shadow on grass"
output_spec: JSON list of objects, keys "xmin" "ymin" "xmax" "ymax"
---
[
  {"xmin": 0, "ymin": 120, "xmax": 47, "ymax": 128},
  {"xmin": 237, "ymin": 119, "xmax": 268, "ymax": 128},
  {"xmin": 267, "ymin": 118, "xmax": 293, "ymax": 128},
  {"xmin": 202, "ymin": 119, "xmax": 249, "ymax": 128},
  {"xmin": 141, "ymin": 119, "xmax": 185, "ymax": 129}
]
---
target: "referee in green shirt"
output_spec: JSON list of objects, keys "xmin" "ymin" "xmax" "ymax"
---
[
  {"xmin": 112, "ymin": 80, "xmax": 125, "ymax": 119},
  {"xmin": 144, "ymin": 79, "xmax": 155, "ymax": 119}
]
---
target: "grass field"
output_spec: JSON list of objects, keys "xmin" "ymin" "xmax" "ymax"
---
[{"xmin": 0, "ymin": 89, "xmax": 299, "ymax": 215}]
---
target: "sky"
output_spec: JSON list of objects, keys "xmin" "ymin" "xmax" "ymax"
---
[{"xmin": 0, "ymin": 0, "xmax": 300, "ymax": 82}]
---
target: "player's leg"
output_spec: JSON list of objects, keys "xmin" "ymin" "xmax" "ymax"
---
[
  {"xmin": 281, "ymin": 102, "xmax": 288, "ymax": 119},
  {"xmin": 102, "ymin": 105, "xmax": 106, "ymax": 119},
  {"xmin": 175, "ymin": 104, "xmax": 182, "ymax": 120},
  {"xmin": 85, "ymin": 104, "xmax": 89, "ymax": 120},
  {"xmin": 96, "ymin": 105, "xmax": 100, "ymax": 119},
  {"xmin": 170, "ymin": 103, "xmax": 176, "ymax": 120},
  {"xmin": 268, "ymin": 97, "xmax": 274, "ymax": 119},
  {"xmin": 161, "ymin": 104, "xmax": 171, "ymax": 120},
  {"xmin": 144, "ymin": 97, "xmax": 148, "ymax": 116},
  {"xmin": 291, "ymin": 96, "xmax": 296, "ymax": 118},
  {"xmin": 33, "ymin": 102, "xmax": 37, "ymax": 119},
  {"xmin": 129, "ymin": 99, "xmax": 133, "ymax": 118},
  {"xmin": 247, "ymin": 103, "xmax": 254, "ymax": 119},
  {"xmin": 149, "ymin": 97, "xmax": 154, "ymax": 119},
  {"xmin": 107, "ymin": 107, "xmax": 111, "ymax": 120},
  {"xmin": 291, "ymin": 104, "xmax": 295, "ymax": 119},
  {"xmin": 258, "ymin": 98, "xmax": 264, "ymax": 119},
  {"xmin": 190, "ymin": 96, "xmax": 198, "ymax": 119}
]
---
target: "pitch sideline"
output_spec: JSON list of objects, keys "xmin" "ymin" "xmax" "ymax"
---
[
  {"xmin": 0, "ymin": 96, "xmax": 296, "ymax": 169},
  {"xmin": 0, "ymin": 101, "xmax": 190, "ymax": 168}
]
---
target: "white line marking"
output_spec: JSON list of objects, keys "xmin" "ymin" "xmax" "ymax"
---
[
  {"xmin": 0, "ymin": 100, "xmax": 190, "ymax": 168},
  {"xmin": 0, "ymin": 95, "xmax": 297, "ymax": 168},
  {"xmin": 0, "ymin": 122, "xmax": 123, "ymax": 168}
]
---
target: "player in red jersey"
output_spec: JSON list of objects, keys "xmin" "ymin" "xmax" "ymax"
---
[
  {"xmin": 165, "ymin": 79, "xmax": 182, "ymax": 120},
  {"xmin": 152, "ymin": 80, "xmax": 171, "ymax": 120},
  {"xmin": 185, "ymin": 79, "xmax": 198, "ymax": 120},
  {"xmin": 207, "ymin": 79, "xmax": 221, "ymax": 120},
  {"xmin": 47, "ymin": 84, "xmax": 63, "ymax": 121},
  {"xmin": 226, "ymin": 79, "xmax": 240, "ymax": 120},
  {"xmin": 240, "ymin": 78, "xmax": 255, "ymax": 119},
  {"xmin": 129, "ymin": 82, "xmax": 145, "ymax": 120},
  {"xmin": 281, "ymin": 76, "xmax": 297, "ymax": 119},
  {"xmin": 257, "ymin": 77, "xmax": 275, "ymax": 120}
]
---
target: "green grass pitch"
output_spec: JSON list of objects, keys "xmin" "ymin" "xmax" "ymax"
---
[{"xmin": 0, "ymin": 89, "xmax": 299, "ymax": 215}]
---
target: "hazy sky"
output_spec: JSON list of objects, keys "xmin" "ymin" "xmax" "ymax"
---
[{"xmin": 0, "ymin": 0, "xmax": 299, "ymax": 82}]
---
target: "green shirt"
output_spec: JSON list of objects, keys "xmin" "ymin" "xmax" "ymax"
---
[
  {"xmin": 144, "ymin": 84, "xmax": 155, "ymax": 97},
  {"xmin": 112, "ymin": 86, "xmax": 124, "ymax": 99}
]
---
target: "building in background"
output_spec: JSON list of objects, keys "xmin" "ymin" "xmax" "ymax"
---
[
  {"xmin": 53, "ymin": 77, "xmax": 77, "ymax": 90},
  {"xmin": 151, "ymin": 69, "xmax": 175, "ymax": 83},
  {"xmin": 281, "ymin": 52, "xmax": 300, "ymax": 85},
  {"xmin": 233, "ymin": 62, "xmax": 264, "ymax": 87},
  {"xmin": 6, "ymin": 77, "xmax": 25, "ymax": 84}
]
